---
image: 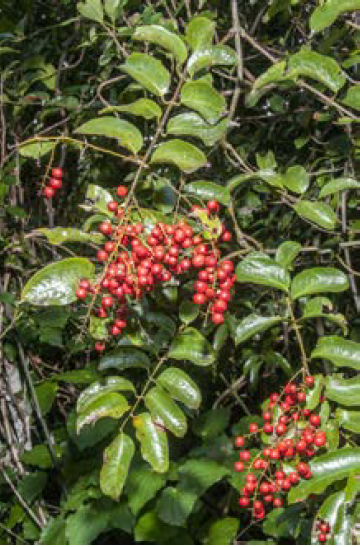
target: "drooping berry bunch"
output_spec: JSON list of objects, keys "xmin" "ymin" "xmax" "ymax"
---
[
  {"xmin": 316, "ymin": 519, "xmax": 331, "ymax": 543},
  {"xmin": 75, "ymin": 187, "xmax": 234, "ymax": 350},
  {"xmin": 43, "ymin": 167, "xmax": 63, "ymax": 199},
  {"xmin": 234, "ymin": 376, "xmax": 327, "ymax": 521}
]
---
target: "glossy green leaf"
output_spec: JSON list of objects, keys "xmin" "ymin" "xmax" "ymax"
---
[
  {"xmin": 336, "ymin": 408, "xmax": 360, "ymax": 433},
  {"xmin": 36, "ymin": 227, "xmax": 104, "ymax": 245},
  {"xmin": 83, "ymin": 184, "xmax": 113, "ymax": 215},
  {"xmin": 186, "ymin": 16, "xmax": 215, "ymax": 51},
  {"xmin": 100, "ymin": 98, "xmax": 161, "ymax": 120},
  {"xmin": 75, "ymin": 116, "xmax": 143, "ymax": 154},
  {"xmin": 19, "ymin": 140, "xmax": 56, "ymax": 158},
  {"xmin": 275, "ymin": 241, "xmax": 302, "ymax": 269},
  {"xmin": 313, "ymin": 491, "xmax": 345, "ymax": 545},
  {"xmin": 145, "ymin": 386, "xmax": 187, "ymax": 438},
  {"xmin": 187, "ymin": 45, "xmax": 237, "ymax": 77},
  {"xmin": 266, "ymin": 352, "xmax": 292, "ymax": 376},
  {"xmin": 192, "ymin": 408, "xmax": 230, "ymax": 438},
  {"xmin": 150, "ymin": 139, "xmax": 207, "ymax": 173},
  {"xmin": 169, "ymin": 327, "xmax": 216, "ymax": 366},
  {"xmin": 125, "ymin": 463, "xmax": 167, "ymax": 515},
  {"xmin": 305, "ymin": 375, "xmax": 325, "ymax": 410},
  {"xmin": 100, "ymin": 433, "xmax": 134, "ymax": 499},
  {"xmin": 326, "ymin": 375, "xmax": 360, "ymax": 406},
  {"xmin": 311, "ymin": 336, "xmax": 360, "ymax": 370},
  {"xmin": 288, "ymin": 49, "xmax": 346, "ymax": 93},
  {"xmin": 253, "ymin": 61, "xmax": 288, "ymax": 90},
  {"xmin": 342, "ymin": 85, "xmax": 360, "ymax": 110},
  {"xmin": 236, "ymin": 252, "xmax": 291, "ymax": 292},
  {"xmin": 319, "ymin": 177, "xmax": 360, "ymax": 197},
  {"xmin": 180, "ymin": 81, "xmax": 226, "ymax": 125},
  {"xmin": 76, "ymin": 392, "xmax": 129, "ymax": 432},
  {"xmin": 77, "ymin": 0, "xmax": 103, "ymax": 22},
  {"xmin": 99, "ymin": 348, "xmax": 150, "ymax": 370},
  {"xmin": 104, "ymin": 0, "xmax": 122, "ymax": 22},
  {"xmin": 229, "ymin": 314, "xmax": 282, "ymax": 346},
  {"xmin": 21, "ymin": 258, "xmax": 95, "ymax": 306},
  {"xmin": 184, "ymin": 179, "xmax": 231, "ymax": 206},
  {"xmin": 283, "ymin": 165, "xmax": 310, "ymax": 194},
  {"xmin": 301, "ymin": 297, "xmax": 348, "ymax": 333},
  {"xmin": 205, "ymin": 517, "xmax": 238, "ymax": 545},
  {"xmin": 288, "ymin": 448, "xmax": 360, "ymax": 503},
  {"xmin": 133, "ymin": 412, "xmax": 169, "ymax": 473},
  {"xmin": 157, "ymin": 367, "xmax": 201, "ymax": 409},
  {"xmin": 167, "ymin": 113, "xmax": 228, "ymax": 146},
  {"xmin": 132, "ymin": 25, "xmax": 187, "ymax": 65},
  {"xmin": 120, "ymin": 53, "xmax": 170, "ymax": 97},
  {"xmin": 291, "ymin": 267, "xmax": 349, "ymax": 299},
  {"xmin": 77, "ymin": 377, "xmax": 135, "ymax": 413},
  {"xmin": 293, "ymin": 201, "xmax": 338, "ymax": 230},
  {"xmin": 310, "ymin": 0, "xmax": 360, "ymax": 33},
  {"xmin": 179, "ymin": 299, "xmax": 199, "ymax": 324}
]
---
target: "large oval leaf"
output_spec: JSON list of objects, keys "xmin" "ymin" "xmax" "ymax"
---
[
  {"xmin": 311, "ymin": 336, "xmax": 360, "ymax": 370},
  {"xmin": 275, "ymin": 241, "xmax": 302, "ymax": 269},
  {"xmin": 310, "ymin": 0, "xmax": 360, "ymax": 33},
  {"xmin": 76, "ymin": 392, "xmax": 129, "ymax": 433},
  {"xmin": 293, "ymin": 201, "xmax": 338, "ymax": 230},
  {"xmin": 236, "ymin": 252, "xmax": 291, "ymax": 292},
  {"xmin": 120, "ymin": 53, "xmax": 170, "ymax": 97},
  {"xmin": 99, "ymin": 348, "xmax": 150, "ymax": 370},
  {"xmin": 283, "ymin": 165, "xmax": 310, "ymax": 194},
  {"xmin": 77, "ymin": 0, "xmax": 103, "ymax": 22},
  {"xmin": 77, "ymin": 377, "xmax": 135, "ymax": 413},
  {"xmin": 336, "ymin": 408, "xmax": 360, "ymax": 433},
  {"xmin": 21, "ymin": 258, "xmax": 95, "ymax": 306},
  {"xmin": 184, "ymin": 180, "xmax": 231, "ymax": 206},
  {"xmin": 326, "ymin": 375, "xmax": 360, "ymax": 406},
  {"xmin": 100, "ymin": 433, "xmax": 134, "ymax": 499},
  {"xmin": 187, "ymin": 46, "xmax": 237, "ymax": 77},
  {"xmin": 100, "ymin": 99, "xmax": 161, "ymax": 120},
  {"xmin": 186, "ymin": 16, "xmax": 215, "ymax": 51},
  {"xmin": 75, "ymin": 117, "xmax": 143, "ymax": 154},
  {"xmin": 157, "ymin": 367, "xmax": 201, "ymax": 409},
  {"xmin": 291, "ymin": 267, "xmax": 349, "ymax": 299},
  {"xmin": 167, "ymin": 113, "xmax": 228, "ymax": 147},
  {"xmin": 19, "ymin": 140, "xmax": 56, "ymax": 158},
  {"xmin": 229, "ymin": 314, "xmax": 283, "ymax": 346},
  {"xmin": 180, "ymin": 81, "xmax": 226, "ymax": 125},
  {"xmin": 144, "ymin": 386, "xmax": 187, "ymax": 438},
  {"xmin": 133, "ymin": 412, "xmax": 169, "ymax": 473},
  {"xmin": 125, "ymin": 463, "xmax": 167, "ymax": 515},
  {"xmin": 132, "ymin": 25, "xmax": 187, "ymax": 65},
  {"xmin": 169, "ymin": 327, "xmax": 216, "ymax": 366},
  {"xmin": 288, "ymin": 49, "xmax": 346, "ymax": 93},
  {"xmin": 36, "ymin": 227, "xmax": 104, "ymax": 245},
  {"xmin": 150, "ymin": 140, "xmax": 207, "ymax": 173},
  {"xmin": 319, "ymin": 177, "xmax": 360, "ymax": 198}
]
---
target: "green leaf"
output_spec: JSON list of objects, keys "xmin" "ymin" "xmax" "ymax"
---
[
  {"xmin": 100, "ymin": 98, "xmax": 161, "ymax": 120},
  {"xmin": 192, "ymin": 408, "xmax": 231, "ymax": 439},
  {"xmin": 283, "ymin": 165, "xmax": 310, "ymax": 194},
  {"xmin": 326, "ymin": 375, "xmax": 360, "ymax": 406},
  {"xmin": 134, "ymin": 510, "xmax": 180, "ymax": 543},
  {"xmin": 104, "ymin": 0, "xmax": 122, "ymax": 22},
  {"xmin": 36, "ymin": 227, "xmax": 104, "ymax": 245},
  {"xmin": 229, "ymin": 314, "xmax": 282, "ymax": 345},
  {"xmin": 75, "ymin": 116, "xmax": 143, "ymax": 154},
  {"xmin": 35, "ymin": 382, "xmax": 58, "ymax": 414},
  {"xmin": 125, "ymin": 463, "xmax": 167, "ymax": 515},
  {"xmin": 186, "ymin": 16, "xmax": 215, "ymax": 51},
  {"xmin": 179, "ymin": 299, "xmax": 199, "ymax": 324},
  {"xmin": 120, "ymin": 53, "xmax": 170, "ymax": 97},
  {"xmin": 77, "ymin": 0, "xmax": 103, "ymax": 22},
  {"xmin": 157, "ymin": 367, "xmax": 201, "ymax": 409},
  {"xmin": 342, "ymin": 85, "xmax": 360, "ymax": 110},
  {"xmin": 253, "ymin": 61, "xmax": 288, "ymax": 90},
  {"xmin": 187, "ymin": 45, "xmax": 237, "ymax": 77},
  {"xmin": 19, "ymin": 471, "xmax": 47, "ymax": 504},
  {"xmin": 77, "ymin": 377, "xmax": 135, "ymax": 413},
  {"xmin": 167, "ymin": 113, "xmax": 228, "ymax": 146},
  {"xmin": 205, "ymin": 517, "xmax": 239, "ymax": 545},
  {"xmin": 21, "ymin": 445, "xmax": 53, "ymax": 469},
  {"xmin": 180, "ymin": 81, "xmax": 226, "ymax": 125},
  {"xmin": 150, "ymin": 139, "xmax": 207, "ymax": 173},
  {"xmin": 133, "ymin": 25, "xmax": 187, "ymax": 65},
  {"xmin": 99, "ymin": 348, "xmax": 150, "ymax": 370},
  {"xmin": 275, "ymin": 241, "xmax": 302, "ymax": 269},
  {"xmin": 336, "ymin": 408, "xmax": 360, "ymax": 433},
  {"xmin": 310, "ymin": 0, "xmax": 360, "ymax": 33},
  {"xmin": 301, "ymin": 297, "xmax": 348, "ymax": 333},
  {"xmin": 89, "ymin": 315, "xmax": 109, "ymax": 340},
  {"xmin": 293, "ymin": 200, "xmax": 338, "ymax": 230},
  {"xmin": 100, "ymin": 433, "xmax": 134, "ymax": 499},
  {"xmin": 287, "ymin": 49, "xmax": 346, "ymax": 93},
  {"xmin": 319, "ymin": 177, "xmax": 360, "ymax": 198},
  {"xmin": 133, "ymin": 412, "xmax": 169, "ymax": 473},
  {"xmin": 306, "ymin": 375, "xmax": 325, "ymax": 410},
  {"xmin": 51, "ymin": 368, "xmax": 99, "ymax": 384},
  {"xmin": 169, "ymin": 327, "xmax": 216, "ymax": 366},
  {"xmin": 236, "ymin": 252, "xmax": 291, "ymax": 292},
  {"xmin": 311, "ymin": 336, "xmax": 360, "ymax": 370},
  {"xmin": 291, "ymin": 267, "xmax": 349, "ymax": 299},
  {"xmin": 19, "ymin": 140, "xmax": 56, "ymax": 158},
  {"xmin": 184, "ymin": 179, "xmax": 231, "ymax": 206},
  {"xmin": 315, "ymin": 491, "xmax": 346, "ymax": 545},
  {"xmin": 76, "ymin": 392, "xmax": 129, "ymax": 433},
  {"xmin": 288, "ymin": 448, "xmax": 360, "ymax": 503},
  {"xmin": 40, "ymin": 516, "xmax": 66, "ymax": 545},
  {"xmin": 83, "ymin": 184, "xmax": 113, "ymax": 215},
  {"xmin": 21, "ymin": 258, "xmax": 95, "ymax": 306},
  {"xmin": 145, "ymin": 386, "xmax": 187, "ymax": 438}
]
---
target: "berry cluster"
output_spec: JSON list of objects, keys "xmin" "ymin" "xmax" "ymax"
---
[
  {"xmin": 316, "ymin": 520, "xmax": 331, "ymax": 543},
  {"xmin": 234, "ymin": 376, "xmax": 327, "ymax": 521},
  {"xmin": 75, "ymin": 190, "xmax": 234, "ymax": 350},
  {"xmin": 43, "ymin": 167, "xmax": 63, "ymax": 199}
]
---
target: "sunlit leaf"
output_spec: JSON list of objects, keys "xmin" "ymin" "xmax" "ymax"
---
[
  {"xmin": 120, "ymin": 53, "xmax": 170, "ymax": 96},
  {"xmin": 291, "ymin": 268, "xmax": 349, "ymax": 299},
  {"xmin": 311, "ymin": 336, "xmax": 360, "ymax": 370},
  {"xmin": 133, "ymin": 412, "xmax": 169, "ymax": 473},
  {"xmin": 75, "ymin": 117, "xmax": 143, "ymax": 154},
  {"xmin": 293, "ymin": 201, "xmax": 338, "ymax": 230},
  {"xmin": 151, "ymin": 139, "xmax": 207, "ymax": 173},
  {"xmin": 180, "ymin": 81, "xmax": 226, "ymax": 124},
  {"xmin": 133, "ymin": 25, "xmax": 187, "ymax": 65},
  {"xmin": 100, "ymin": 433, "xmax": 134, "ymax": 499},
  {"xmin": 236, "ymin": 252, "xmax": 291, "ymax": 292}
]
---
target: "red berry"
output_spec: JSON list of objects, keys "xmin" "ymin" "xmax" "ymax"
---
[
  {"xmin": 297, "ymin": 462, "xmax": 309, "ymax": 476},
  {"xmin": 249, "ymin": 423, "xmax": 258, "ymax": 434},
  {"xmin": 263, "ymin": 423, "xmax": 273, "ymax": 434},
  {"xmin": 79, "ymin": 278, "xmax": 90, "ymax": 290},
  {"xmin": 297, "ymin": 392, "xmax": 307, "ymax": 403},
  {"xmin": 288, "ymin": 472, "xmax": 300, "ymax": 485},
  {"xmin": 318, "ymin": 533, "xmax": 327, "ymax": 543},
  {"xmin": 221, "ymin": 231, "xmax": 232, "ymax": 242},
  {"xmin": 212, "ymin": 313, "xmax": 224, "ymax": 324},
  {"xmin": 107, "ymin": 201, "xmax": 118, "ymax": 212},
  {"xmin": 49, "ymin": 177, "xmax": 62, "ymax": 189},
  {"xmin": 234, "ymin": 461, "xmax": 244, "ymax": 472},
  {"xmin": 101, "ymin": 296, "xmax": 114, "ymax": 308},
  {"xmin": 269, "ymin": 448, "xmax": 280, "ymax": 460},
  {"xmin": 52, "ymin": 167, "xmax": 63, "ymax": 178},
  {"xmin": 239, "ymin": 497, "xmax": 250, "ymax": 508},
  {"xmin": 43, "ymin": 186, "xmax": 55, "ymax": 198},
  {"xmin": 75, "ymin": 288, "xmax": 87, "ymax": 299},
  {"xmin": 240, "ymin": 450, "xmax": 251, "ymax": 462},
  {"xmin": 212, "ymin": 299, "xmax": 227, "ymax": 313},
  {"xmin": 305, "ymin": 375, "xmax": 315, "ymax": 387},
  {"xmin": 117, "ymin": 185, "xmax": 128, "ymax": 197},
  {"xmin": 296, "ymin": 440, "xmax": 307, "ymax": 453},
  {"xmin": 97, "ymin": 250, "xmax": 109, "ymax": 262},
  {"xmin": 207, "ymin": 200, "xmax": 220, "ymax": 213},
  {"xmin": 273, "ymin": 498, "xmax": 283, "ymax": 508},
  {"xmin": 235, "ymin": 436, "xmax": 245, "ymax": 448},
  {"xmin": 309, "ymin": 414, "xmax": 321, "ymax": 427},
  {"xmin": 320, "ymin": 523, "xmax": 330, "ymax": 533},
  {"xmin": 99, "ymin": 221, "xmax": 112, "ymax": 235},
  {"xmin": 276, "ymin": 423, "xmax": 287, "ymax": 436},
  {"xmin": 314, "ymin": 433, "xmax": 326, "ymax": 447},
  {"xmin": 270, "ymin": 393, "xmax": 279, "ymax": 403},
  {"xmin": 263, "ymin": 411, "xmax": 272, "ymax": 421},
  {"xmin": 94, "ymin": 341, "xmax": 105, "ymax": 352},
  {"xmin": 193, "ymin": 293, "xmax": 206, "ymax": 305}
]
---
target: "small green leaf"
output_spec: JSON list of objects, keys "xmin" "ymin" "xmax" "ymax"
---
[
  {"xmin": 150, "ymin": 139, "xmax": 207, "ymax": 173},
  {"xmin": 293, "ymin": 200, "xmax": 338, "ymax": 230},
  {"xmin": 253, "ymin": 61, "xmax": 288, "ymax": 90},
  {"xmin": 99, "ymin": 348, "xmax": 150, "ymax": 370},
  {"xmin": 291, "ymin": 268, "xmax": 349, "ymax": 299},
  {"xmin": 310, "ymin": 0, "xmax": 360, "ymax": 33},
  {"xmin": 229, "ymin": 314, "xmax": 282, "ymax": 346},
  {"xmin": 167, "ymin": 113, "xmax": 228, "ymax": 146},
  {"xmin": 21, "ymin": 445, "xmax": 54, "ymax": 469},
  {"xmin": 75, "ymin": 117, "xmax": 143, "ymax": 154},
  {"xmin": 319, "ymin": 177, "xmax": 360, "ymax": 198},
  {"xmin": 133, "ymin": 25, "xmax": 187, "ymax": 65},
  {"xmin": 89, "ymin": 315, "xmax": 109, "ymax": 341},
  {"xmin": 326, "ymin": 375, "xmax": 360, "ymax": 406},
  {"xmin": 311, "ymin": 336, "xmax": 360, "ymax": 370},
  {"xmin": 186, "ymin": 16, "xmax": 215, "ymax": 51},
  {"xmin": 180, "ymin": 81, "xmax": 226, "ymax": 125},
  {"xmin": 36, "ymin": 227, "xmax": 104, "ymax": 245},
  {"xmin": 187, "ymin": 45, "xmax": 237, "ymax": 76},
  {"xmin": 145, "ymin": 386, "xmax": 187, "ymax": 438},
  {"xmin": 157, "ymin": 367, "xmax": 201, "ymax": 409},
  {"xmin": 236, "ymin": 252, "xmax": 291, "ymax": 292},
  {"xmin": 184, "ymin": 180, "xmax": 231, "ymax": 206},
  {"xmin": 342, "ymin": 85, "xmax": 360, "ymax": 110},
  {"xmin": 104, "ymin": 0, "xmax": 122, "ymax": 22},
  {"xmin": 275, "ymin": 241, "xmax": 302, "ymax": 269},
  {"xmin": 133, "ymin": 412, "xmax": 169, "ymax": 473},
  {"xmin": 169, "ymin": 327, "xmax": 216, "ymax": 366},
  {"xmin": 21, "ymin": 258, "xmax": 95, "ymax": 306},
  {"xmin": 120, "ymin": 53, "xmax": 170, "ymax": 97},
  {"xmin": 83, "ymin": 184, "xmax": 113, "ymax": 215},
  {"xmin": 19, "ymin": 140, "xmax": 56, "ymax": 158},
  {"xmin": 179, "ymin": 299, "xmax": 199, "ymax": 324},
  {"xmin": 77, "ymin": 377, "xmax": 135, "ymax": 413},
  {"xmin": 336, "ymin": 408, "xmax": 360, "ymax": 433},
  {"xmin": 301, "ymin": 297, "xmax": 348, "ymax": 333},
  {"xmin": 283, "ymin": 165, "xmax": 310, "ymax": 194},
  {"xmin": 77, "ymin": 0, "xmax": 103, "ymax": 22},
  {"xmin": 35, "ymin": 382, "xmax": 58, "ymax": 414},
  {"xmin": 100, "ymin": 433, "xmax": 134, "ymax": 499},
  {"xmin": 100, "ymin": 98, "xmax": 161, "ymax": 120},
  {"xmin": 205, "ymin": 517, "xmax": 238, "ymax": 545},
  {"xmin": 192, "ymin": 408, "xmax": 231, "ymax": 439},
  {"xmin": 125, "ymin": 463, "xmax": 167, "ymax": 515},
  {"xmin": 76, "ymin": 392, "xmax": 129, "ymax": 432}
]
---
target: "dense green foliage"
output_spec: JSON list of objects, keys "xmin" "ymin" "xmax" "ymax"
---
[{"xmin": 2, "ymin": 0, "xmax": 360, "ymax": 544}]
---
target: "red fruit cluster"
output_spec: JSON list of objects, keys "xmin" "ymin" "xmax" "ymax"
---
[
  {"xmin": 75, "ymin": 194, "xmax": 233, "ymax": 350},
  {"xmin": 234, "ymin": 377, "xmax": 327, "ymax": 520},
  {"xmin": 43, "ymin": 167, "xmax": 63, "ymax": 199},
  {"xmin": 316, "ymin": 520, "xmax": 331, "ymax": 543}
]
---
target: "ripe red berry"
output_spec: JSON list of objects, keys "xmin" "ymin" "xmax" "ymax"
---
[
  {"xmin": 270, "ymin": 393, "xmax": 279, "ymax": 403},
  {"xmin": 117, "ymin": 185, "xmax": 128, "ymax": 197},
  {"xmin": 314, "ymin": 432, "xmax": 327, "ymax": 447},
  {"xmin": 269, "ymin": 448, "xmax": 280, "ymax": 460},
  {"xmin": 193, "ymin": 293, "xmax": 206, "ymax": 305},
  {"xmin": 297, "ymin": 392, "xmax": 307, "ymax": 403},
  {"xmin": 207, "ymin": 200, "xmax": 220, "ymax": 213},
  {"xmin": 249, "ymin": 423, "xmax": 258, "ymax": 434},
  {"xmin": 101, "ymin": 296, "xmax": 114, "ymax": 308},
  {"xmin": 52, "ymin": 167, "xmax": 63, "ymax": 178},
  {"xmin": 221, "ymin": 231, "xmax": 232, "ymax": 242},
  {"xmin": 94, "ymin": 341, "xmax": 105, "ymax": 352},
  {"xmin": 296, "ymin": 440, "xmax": 307, "ymax": 453},
  {"xmin": 99, "ymin": 221, "xmax": 112, "ymax": 235},
  {"xmin": 273, "ymin": 498, "xmax": 283, "ymax": 508},
  {"xmin": 49, "ymin": 177, "xmax": 62, "ymax": 189},
  {"xmin": 297, "ymin": 462, "xmax": 309, "ymax": 476},
  {"xmin": 235, "ymin": 436, "xmax": 245, "ymax": 448},
  {"xmin": 263, "ymin": 411, "xmax": 272, "ymax": 421},
  {"xmin": 107, "ymin": 201, "xmax": 118, "ymax": 212},
  {"xmin": 234, "ymin": 461, "xmax": 244, "ymax": 472},
  {"xmin": 318, "ymin": 533, "xmax": 327, "ymax": 543},
  {"xmin": 240, "ymin": 450, "xmax": 251, "ymax": 462},
  {"xmin": 276, "ymin": 423, "xmax": 287, "ymax": 436},
  {"xmin": 43, "ymin": 186, "xmax": 55, "ymax": 198},
  {"xmin": 309, "ymin": 414, "xmax": 321, "ymax": 427},
  {"xmin": 305, "ymin": 375, "xmax": 315, "ymax": 387},
  {"xmin": 75, "ymin": 288, "xmax": 87, "ymax": 299},
  {"xmin": 212, "ymin": 313, "xmax": 224, "ymax": 324},
  {"xmin": 320, "ymin": 523, "xmax": 330, "ymax": 533},
  {"xmin": 263, "ymin": 423, "xmax": 273, "ymax": 434},
  {"xmin": 97, "ymin": 250, "xmax": 109, "ymax": 262},
  {"xmin": 288, "ymin": 472, "xmax": 300, "ymax": 485},
  {"xmin": 239, "ymin": 497, "xmax": 250, "ymax": 508}
]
